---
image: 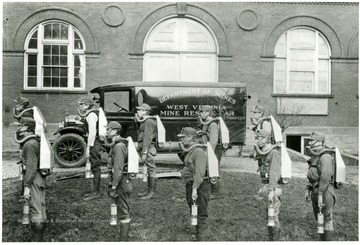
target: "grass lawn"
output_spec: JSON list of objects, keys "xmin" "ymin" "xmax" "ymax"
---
[{"xmin": 2, "ymin": 169, "xmax": 358, "ymax": 242}]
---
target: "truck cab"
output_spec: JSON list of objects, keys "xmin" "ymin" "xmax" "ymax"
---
[{"xmin": 90, "ymin": 81, "xmax": 248, "ymax": 146}]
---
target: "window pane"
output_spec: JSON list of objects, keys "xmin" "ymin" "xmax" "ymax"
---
[
  {"xmin": 290, "ymin": 49, "xmax": 314, "ymax": 71},
  {"xmin": 52, "ymin": 77, "xmax": 60, "ymax": 87},
  {"xmin": 60, "ymin": 68, "xmax": 67, "ymax": 77},
  {"xmin": 187, "ymin": 23, "xmax": 211, "ymax": 51},
  {"xmin": 53, "ymin": 68, "xmax": 59, "ymax": 76},
  {"xmin": 274, "ymin": 59, "xmax": 286, "ymax": 93},
  {"xmin": 28, "ymin": 31, "xmax": 38, "ymax": 49},
  {"xmin": 52, "ymin": 56, "xmax": 59, "ymax": 65},
  {"xmin": 29, "ymin": 39, "xmax": 37, "ymax": 49},
  {"xmin": 52, "ymin": 45, "xmax": 59, "ymax": 55},
  {"xmin": 275, "ymin": 33, "xmax": 286, "ymax": 56},
  {"xmin": 44, "ymin": 24, "xmax": 51, "ymax": 39},
  {"xmin": 28, "ymin": 77, "xmax": 37, "ymax": 87},
  {"xmin": 53, "ymin": 24, "xmax": 60, "ymax": 39},
  {"xmin": 60, "ymin": 78, "xmax": 68, "ymax": 87},
  {"xmin": 43, "ymin": 56, "xmax": 51, "ymax": 65},
  {"xmin": 74, "ymin": 55, "xmax": 80, "ymax": 66},
  {"xmin": 318, "ymin": 36, "xmax": 329, "ymax": 56},
  {"xmin": 28, "ymin": 55, "xmax": 37, "ymax": 65},
  {"xmin": 318, "ymin": 60, "xmax": 329, "ymax": 93},
  {"xmin": 43, "ymin": 77, "xmax": 51, "ymax": 87},
  {"xmin": 44, "ymin": 67, "xmax": 51, "ymax": 76},
  {"xmin": 60, "ymin": 24, "xmax": 68, "ymax": 40},
  {"xmin": 74, "ymin": 77, "xmax": 81, "ymax": 88},
  {"xmin": 289, "ymin": 71, "xmax": 313, "ymax": 92},
  {"xmin": 60, "ymin": 56, "xmax": 67, "ymax": 66},
  {"xmin": 28, "ymin": 67, "xmax": 37, "ymax": 76},
  {"xmin": 43, "ymin": 45, "xmax": 51, "ymax": 54},
  {"xmin": 289, "ymin": 29, "xmax": 315, "ymax": 48},
  {"xmin": 60, "ymin": 46, "xmax": 68, "ymax": 55},
  {"xmin": 104, "ymin": 91, "xmax": 131, "ymax": 112},
  {"xmin": 74, "ymin": 32, "xmax": 83, "ymax": 50}
]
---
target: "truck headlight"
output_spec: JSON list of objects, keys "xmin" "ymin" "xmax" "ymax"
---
[{"xmin": 58, "ymin": 122, "xmax": 64, "ymax": 129}]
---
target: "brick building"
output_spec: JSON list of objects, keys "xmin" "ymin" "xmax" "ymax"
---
[{"xmin": 2, "ymin": 1, "xmax": 359, "ymax": 154}]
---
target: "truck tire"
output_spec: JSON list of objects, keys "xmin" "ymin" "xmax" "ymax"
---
[{"xmin": 53, "ymin": 133, "xmax": 87, "ymax": 168}]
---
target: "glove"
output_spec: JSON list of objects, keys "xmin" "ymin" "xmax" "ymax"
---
[
  {"xmin": 268, "ymin": 190, "xmax": 274, "ymax": 202},
  {"xmin": 141, "ymin": 154, "xmax": 147, "ymax": 162},
  {"xmin": 258, "ymin": 185, "xmax": 267, "ymax": 198},
  {"xmin": 85, "ymin": 146, "xmax": 90, "ymax": 158},
  {"xmin": 108, "ymin": 188, "xmax": 118, "ymax": 199},
  {"xmin": 318, "ymin": 194, "xmax": 324, "ymax": 208},
  {"xmin": 192, "ymin": 188, "xmax": 198, "ymax": 201},
  {"xmin": 305, "ymin": 190, "xmax": 311, "ymax": 202},
  {"xmin": 24, "ymin": 187, "xmax": 31, "ymax": 200}
]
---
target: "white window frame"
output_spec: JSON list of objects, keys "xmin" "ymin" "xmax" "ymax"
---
[
  {"xmin": 143, "ymin": 16, "xmax": 219, "ymax": 82},
  {"xmin": 23, "ymin": 21, "xmax": 86, "ymax": 90},
  {"xmin": 274, "ymin": 27, "xmax": 331, "ymax": 95}
]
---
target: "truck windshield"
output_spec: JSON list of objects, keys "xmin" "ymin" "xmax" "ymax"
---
[{"xmin": 103, "ymin": 90, "xmax": 131, "ymax": 113}]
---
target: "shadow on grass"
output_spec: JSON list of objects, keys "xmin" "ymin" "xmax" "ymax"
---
[{"xmin": 2, "ymin": 170, "xmax": 358, "ymax": 242}]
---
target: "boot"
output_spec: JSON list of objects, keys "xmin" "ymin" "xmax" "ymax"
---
[
  {"xmin": 273, "ymin": 228, "xmax": 281, "ymax": 241},
  {"xmin": 137, "ymin": 177, "xmax": 150, "ymax": 197},
  {"xmin": 139, "ymin": 177, "xmax": 156, "ymax": 200},
  {"xmin": 324, "ymin": 230, "xmax": 333, "ymax": 241},
  {"xmin": 319, "ymin": 233, "xmax": 325, "ymax": 241},
  {"xmin": 120, "ymin": 222, "xmax": 130, "ymax": 241},
  {"xmin": 84, "ymin": 170, "xmax": 101, "ymax": 201},
  {"xmin": 268, "ymin": 226, "xmax": 274, "ymax": 241},
  {"xmin": 197, "ymin": 219, "xmax": 210, "ymax": 241},
  {"xmin": 31, "ymin": 222, "xmax": 45, "ymax": 242}
]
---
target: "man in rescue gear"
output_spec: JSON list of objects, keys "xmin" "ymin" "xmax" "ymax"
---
[
  {"xmin": 305, "ymin": 132, "xmax": 336, "ymax": 241},
  {"xmin": 255, "ymin": 129, "xmax": 282, "ymax": 241},
  {"xmin": 197, "ymin": 105, "xmax": 221, "ymax": 199},
  {"xmin": 106, "ymin": 121, "xmax": 132, "ymax": 241},
  {"xmin": 249, "ymin": 105, "xmax": 272, "ymax": 132},
  {"xmin": 13, "ymin": 97, "xmax": 34, "ymax": 202},
  {"xmin": 250, "ymin": 105, "xmax": 273, "ymax": 188},
  {"xmin": 13, "ymin": 96, "xmax": 34, "ymax": 119},
  {"xmin": 136, "ymin": 103, "xmax": 157, "ymax": 200},
  {"xmin": 79, "ymin": 95, "xmax": 103, "ymax": 201},
  {"xmin": 178, "ymin": 127, "xmax": 211, "ymax": 241},
  {"xmin": 16, "ymin": 117, "xmax": 47, "ymax": 242}
]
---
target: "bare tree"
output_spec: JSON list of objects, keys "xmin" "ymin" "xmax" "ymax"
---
[{"xmin": 273, "ymin": 97, "xmax": 304, "ymax": 132}]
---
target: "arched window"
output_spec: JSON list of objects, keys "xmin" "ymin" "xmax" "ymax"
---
[
  {"xmin": 143, "ymin": 17, "xmax": 218, "ymax": 82},
  {"xmin": 24, "ymin": 21, "xmax": 86, "ymax": 90},
  {"xmin": 274, "ymin": 27, "xmax": 331, "ymax": 94}
]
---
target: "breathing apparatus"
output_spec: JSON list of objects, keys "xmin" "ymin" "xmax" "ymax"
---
[{"xmin": 13, "ymin": 108, "xmax": 33, "ymax": 120}]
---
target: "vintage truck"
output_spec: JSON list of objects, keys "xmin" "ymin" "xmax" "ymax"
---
[{"xmin": 52, "ymin": 82, "xmax": 249, "ymax": 168}]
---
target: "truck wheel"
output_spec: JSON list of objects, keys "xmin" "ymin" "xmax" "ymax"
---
[{"xmin": 53, "ymin": 133, "xmax": 87, "ymax": 168}]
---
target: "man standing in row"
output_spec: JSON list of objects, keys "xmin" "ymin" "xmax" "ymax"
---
[
  {"xmin": 306, "ymin": 132, "xmax": 336, "ymax": 241},
  {"xmin": 198, "ymin": 105, "xmax": 221, "ymax": 199},
  {"xmin": 136, "ymin": 103, "xmax": 157, "ymax": 200},
  {"xmin": 16, "ymin": 117, "xmax": 47, "ymax": 242},
  {"xmin": 13, "ymin": 96, "xmax": 34, "ymax": 202},
  {"xmin": 255, "ymin": 129, "xmax": 282, "ymax": 241},
  {"xmin": 106, "ymin": 121, "xmax": 132, "ymax": 241},
  {"xmin": 78, "ymin": 96, "xmax": 103, "ymax": 201},
  {"xmin": 178, "ymin": 127, "xmax": 211, "ymax": 241}
]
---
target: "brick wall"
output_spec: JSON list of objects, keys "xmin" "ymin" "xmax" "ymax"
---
[{"xmin": 2, "ymin": 2, "xmax": 359, "ymax": 153}]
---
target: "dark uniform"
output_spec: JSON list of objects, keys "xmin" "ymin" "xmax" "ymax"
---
[
  {"xmin": 306, "ymin": 132, "xmax": 336, "ymax": 241},
  {"xmin": 255, "ymin": 129, "xmax": 282, "ymax": 241},
  {"xmin": 13, "ymin": 97, "xmax": 34, "ymax": 202},
  {"xmin": 17, "ymin": 117, "xmax": 47, "ymax": 242},
  {"xmin": 79, "ymin": 97, "xmax": 103, "ymax": 201},
  {"xmin": 22, "ymin": 137, "xmax": 47, "ymax": 223},
  {"xmin": 179, "ymin": 127, "xmax": 211, "ymax": 241},
  {"xmin": 198, "ymin": 105, "xmax": 222, "ymax": 197},
  {"xmin": 136, "ymin": 103, "xmax": 157, "ymax": 199},
  {"xmin": 108, "ymin": 137, "xmax": 132, "ymax": 241}
]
